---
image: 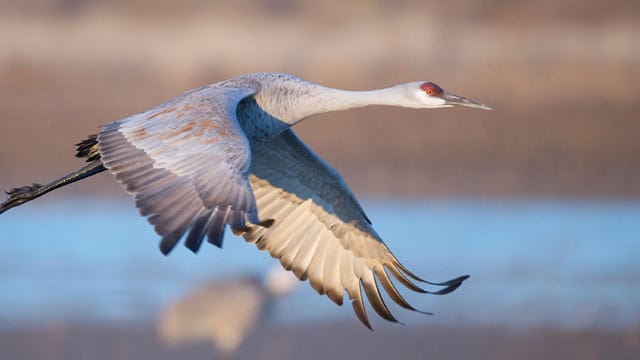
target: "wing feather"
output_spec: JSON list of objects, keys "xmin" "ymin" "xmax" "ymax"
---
[
  {"xmin": 307, "ymin": 234, "xmax": 329, "ymax": 294},
  {"xmin": 206, "ymin": 207, "xmax": 229, "ymax": 248},
  {"xmin": 361, "ymin": 269, "xmax": 396, "ymax": 323},
  {"xmin": 98, "ymin": 80, "xmax": 266, "ymax": 254},
  {"xmin": 242, "ymin": 129, "xmax": 468, "ymax": 327},
  {"xmin": 322, "ymin": 242, "xmax": 344, "ymax": 305}
]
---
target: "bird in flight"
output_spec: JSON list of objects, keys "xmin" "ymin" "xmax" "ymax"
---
[{"xmin": 1, "ymin": 72, "xmax": 490, "ymax": 328}]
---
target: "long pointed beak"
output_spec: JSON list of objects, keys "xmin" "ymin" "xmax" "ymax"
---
[{"xmin": 442, "ymin": 92, "xmax": 492, "ymax": 110}]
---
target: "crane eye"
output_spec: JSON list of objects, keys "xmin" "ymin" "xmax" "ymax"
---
[{"xmin": 420, "ymin": 82, "xmax": 443, "ymax": 97}]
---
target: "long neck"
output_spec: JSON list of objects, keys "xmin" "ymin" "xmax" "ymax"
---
[
  {"xmin": 255, "ymin": 80, "xmax": 411, "ymax": 125},
  {"xmin": 241, "ymin": 74, "xmax": 417, "ymax": 140},
  {"xmin": 289, "ymin": 85, "xmax": 410, "ymax": 122}
]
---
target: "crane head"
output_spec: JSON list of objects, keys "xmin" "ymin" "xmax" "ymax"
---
[{"xmin": 416, "ymin": 82, "xmax": 492, "ymax": 110}]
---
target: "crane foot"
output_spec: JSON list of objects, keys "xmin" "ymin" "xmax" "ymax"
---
[{"xmin": 0, "ymin": 183, "xmax": 44, "ymax": 215}]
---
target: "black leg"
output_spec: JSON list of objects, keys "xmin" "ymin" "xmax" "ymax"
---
[{"xmin": 0, "ymin": 161, "xmax": 106, "ymax": 215}]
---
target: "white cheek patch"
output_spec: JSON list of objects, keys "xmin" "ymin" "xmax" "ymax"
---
[{"xmin": 421, "ymin": 93, "xmax": 448, "ymax": 108}]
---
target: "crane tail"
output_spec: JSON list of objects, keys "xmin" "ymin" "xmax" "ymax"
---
[
  {"xmin": 0, "ymin": 160, "xmax": 106, "ymax": 215},
  {"xmin": 75, "ymin": 134, "xmax": 101, "ymax": 162}
]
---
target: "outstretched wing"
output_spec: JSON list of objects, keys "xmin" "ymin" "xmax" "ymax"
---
[
  {"xmin": 242, "ymin": 130, "xmax": 468, "ymax": 328},
  {"xmin": 98, "ymin": 80, "xmax": 267, "ymax": 254}
]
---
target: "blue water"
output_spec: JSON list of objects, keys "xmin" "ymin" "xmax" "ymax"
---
[{"xmin": 1, "ymin": 198, "xmax": 639, "ymax": 330}]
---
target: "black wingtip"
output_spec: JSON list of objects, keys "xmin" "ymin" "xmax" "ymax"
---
[
  {"xmin": 430, "ymin": 274, "xmax": 470, "ymax": 295},
  {"xmin": 259, "ymin": 218, "xmax": 275, "ymax": 228},
  {"xmin": 423, "ymin": 274, "xmax": 470, "ymax": 286},
  {"xmin": 159, "ymin": 244, "xmax": 173, "ymax": 256},
  {"xmin": 415, "ymin": 309, "xmax": 434, "ymax": 316},
  {"xmin": 351, "ymin": 299, "xmax": 373, "ymax": 331},
  {"xmin": 159, "ymin": 237, "xmax": 178, "ymax": 255},
  {"xmin": 184, "ymin": 241, "xmax": 202, "ymax": 253}
]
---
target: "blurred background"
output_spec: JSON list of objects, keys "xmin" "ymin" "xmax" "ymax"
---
[{"xmin": 0, "ymin": 0, "xmax": 639, "ymax": 359}]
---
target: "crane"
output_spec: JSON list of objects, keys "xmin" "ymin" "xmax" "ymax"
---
[
  {"xmin": 158, "ymin": 266, "xmax": 297, "ymax": 358},
  {"xmin": 0, "ymin": 72, "xmax": 490, "ymax": 328}
]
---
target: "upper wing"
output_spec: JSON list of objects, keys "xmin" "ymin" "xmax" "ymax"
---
[
  {"xmin": 98, "ymin": 80, "xmax": 267, "ymax": 254},
  {"xmin": 242, "ymin": 130, "xmax": 468, "ymax": 328}
]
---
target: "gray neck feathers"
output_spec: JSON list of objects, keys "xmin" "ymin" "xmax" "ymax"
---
[
  {"xmin": 254, "ymin": 76, "xmax": 409, "ymax": 125},
  {"xmin": 238, "ymin": 73, "xmax": 412, "ymax": 139}
]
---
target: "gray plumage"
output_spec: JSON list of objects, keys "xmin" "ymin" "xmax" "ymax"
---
[{"xmin": 1, "ymin": 72, "xmax": 491, "ymax": 328}]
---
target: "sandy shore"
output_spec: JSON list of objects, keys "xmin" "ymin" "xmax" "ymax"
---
[{"xmin": 1, "ymin": 321, "xmax": 638, "ymax": 360}]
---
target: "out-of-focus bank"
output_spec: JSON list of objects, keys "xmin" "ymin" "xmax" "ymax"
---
[{"xmin": 1, "ymin": 0, "xmax": 639, "ymax": 198}]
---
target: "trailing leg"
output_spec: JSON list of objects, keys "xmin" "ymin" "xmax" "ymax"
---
[{"xmin": 0, "ymin": 160, "xmax": 106, "ymax": 214}]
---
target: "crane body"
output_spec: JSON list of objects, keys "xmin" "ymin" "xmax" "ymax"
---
[{"xmin": 1, "ymin": 72, "xmax": 490, "ymax": 328}]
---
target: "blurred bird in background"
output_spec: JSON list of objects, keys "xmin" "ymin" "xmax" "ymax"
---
[{"xmin": 157, "ymin": 266, "xmax": 297, "ymax": 359}]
